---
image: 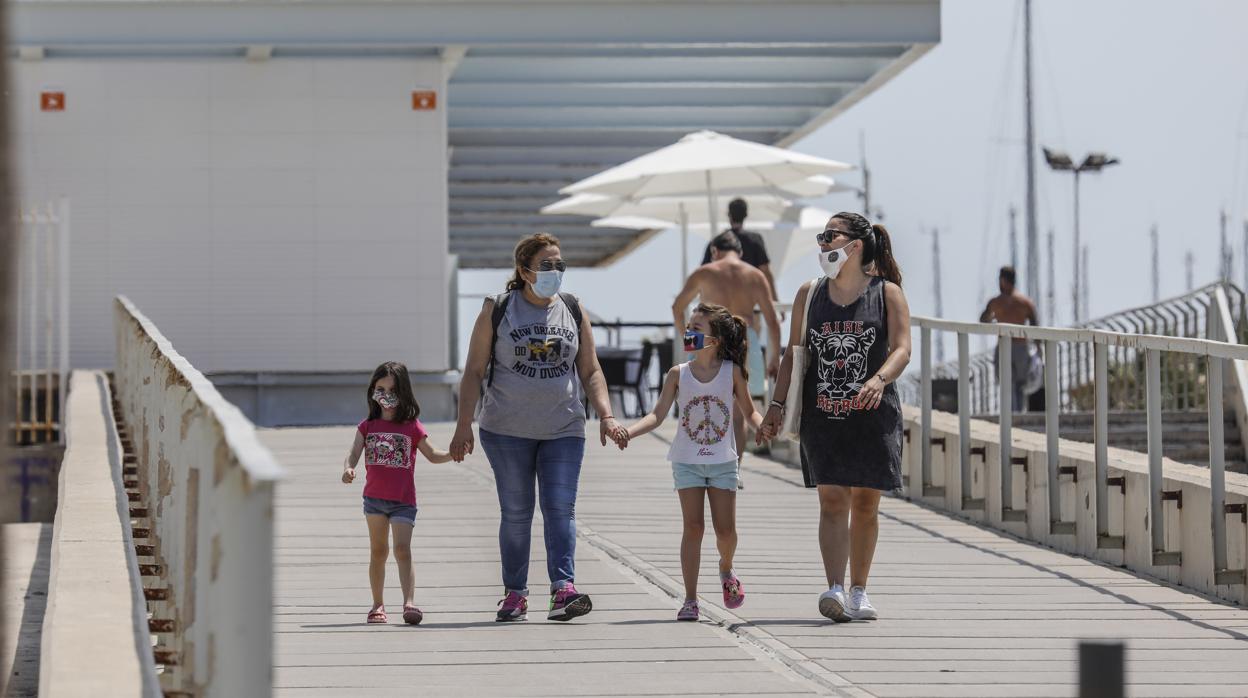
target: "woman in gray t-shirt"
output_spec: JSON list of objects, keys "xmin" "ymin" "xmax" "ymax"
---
[{"xmin": 451, "ymin": 232, "xmax": 628, "ymax": 623}]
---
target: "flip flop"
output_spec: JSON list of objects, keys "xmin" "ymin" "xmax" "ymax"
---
[
  {"xmin": 402, "ymin": 606, "xmax": 423, "ymax": 625},
  {"xmin": 367, "ymin": 606, "xmax": 387, "ymax": 624}
]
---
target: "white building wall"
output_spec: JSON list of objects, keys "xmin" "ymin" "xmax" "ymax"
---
[{"xmin": 13, "ymin": 57, "xmax": 450, "ymax": 375}]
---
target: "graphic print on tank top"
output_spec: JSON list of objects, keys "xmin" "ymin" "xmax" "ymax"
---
[
  {"xmin": 507, "ymin": 321, "xmax": 577, "ymax": 379},
  {"xmin": 681, "ymin": 394, "xmax": 732, "ymax": 447},
  {"xmin": 810, "ymin": 320, "xmax": 877, "ymax": 419}
]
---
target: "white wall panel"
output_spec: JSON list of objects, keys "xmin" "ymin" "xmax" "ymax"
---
[{"xmin": 14, "ymin": 57, "xmax": 449, "ymax": 374}]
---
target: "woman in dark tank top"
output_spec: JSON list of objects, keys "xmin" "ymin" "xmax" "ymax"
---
[{"xmin": 760, "ymin": 212, "xmax": 913, "ymax": 624}]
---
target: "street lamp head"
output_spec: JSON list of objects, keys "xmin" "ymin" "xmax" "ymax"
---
[
  {"xmin": 1043, "ymin": 147, "xmax": 1074, "ymax": 171},
  {"xmin": 1079, "ymin": 153, "xmax": 1120, "ymax": 171}
]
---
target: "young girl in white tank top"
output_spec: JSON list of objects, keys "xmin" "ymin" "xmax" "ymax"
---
[{"xmin": 625, "ymin": 303, "xmax": 769, "ymax": 621}]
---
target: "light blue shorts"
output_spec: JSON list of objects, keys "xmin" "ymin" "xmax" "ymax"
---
[
  {"xmin": 672, "ymin": 461, "xmax": 740, "ymax": 491},
  {"xmin": 747, "ymin": 327, "xmax": 765, "ymax": 397}
]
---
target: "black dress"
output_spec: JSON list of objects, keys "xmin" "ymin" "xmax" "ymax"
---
[{"xmin": 798, "ymin": 276, "xmax": 904, "ymax": 491}]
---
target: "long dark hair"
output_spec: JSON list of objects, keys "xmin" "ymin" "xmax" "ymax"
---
[
  {"xmin": 695, "ymin": 302, "xmax": 749, "ymax": 382},
  {"xmin": 366, "ymin": 361, "xmax": 420, "ymax": 422},
  {"xmin": 506, "ymin": 232, "xmax": 561, "ymax": 291},
  {"xmin": 831, "ymin": 211, "xmax": 903, "ymax": 287}
]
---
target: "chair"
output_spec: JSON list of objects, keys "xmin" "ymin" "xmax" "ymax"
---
[
  {"xmin": 650, "ymin": 338, "xmax": 674, "ymax": 404},
  {"xmin": 598, "ymin": 343, "xmax": 654, "ymax": 418}
]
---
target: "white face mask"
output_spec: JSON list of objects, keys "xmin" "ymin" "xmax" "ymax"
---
[
  {"xmin": 818, "ymin": 242, "xmax": 855, "ymax": 279},
  {"xmin": 531, "ymin": 270, "xmax": 564, "ymax": 299}
]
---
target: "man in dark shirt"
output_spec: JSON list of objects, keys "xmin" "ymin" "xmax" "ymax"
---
[{"xmin": 700, "ymin": 198, "xmax": 779, "ymax": 305}]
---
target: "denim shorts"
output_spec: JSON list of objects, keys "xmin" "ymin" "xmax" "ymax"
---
[
  {"xmin": 362, "ymin": 496, "xmax": 418, "ymax": 526},
  {"xmin": 672, "ymin": 461, "xmax": 739, "ymax": 491}
]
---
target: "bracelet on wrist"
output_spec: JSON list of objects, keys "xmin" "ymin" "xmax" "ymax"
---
[{"xmin": 769, "ymin": 400, "xmax": 785, "ymax": 409}]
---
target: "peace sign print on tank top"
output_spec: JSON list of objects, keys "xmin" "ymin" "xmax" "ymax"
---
[{"xmin": 681, "ymin": 394, "xmax": 731, "ymax": 446}]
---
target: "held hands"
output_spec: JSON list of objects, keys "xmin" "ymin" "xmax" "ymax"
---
[
  {"xmin": 855, "ymin": 375, "xmax": 886, "ymax": 411},
  {"xmin": 341, "ymin": 467, "xmax": 356, "ymax": 484},
  {"xmin": 600, "ymin": 417, "xmax": 629, "ymax": 450},
  {"xmin": 758, "ymin": 404, "xmax": 784, "ymax": 443},
  {"xmin": 449, "ymin": 423, "xmax": 475, "ymax": 463}
]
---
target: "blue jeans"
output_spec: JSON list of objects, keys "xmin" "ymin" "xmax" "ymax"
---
[{"xmin": 479, "ymin": 428, "xmax": 586, "ymax": 595}]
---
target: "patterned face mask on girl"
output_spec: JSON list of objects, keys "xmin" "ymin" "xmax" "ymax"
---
[
  {"xmin": 683, "ymin": 331, "xmax": 714, "ymax": 352},
  {"xmin": 373, "ymin": 390, "xmax": 399, "ymax": 410}
]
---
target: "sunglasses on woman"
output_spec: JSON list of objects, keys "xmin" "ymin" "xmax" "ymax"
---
[
  {"xmin": 816, "ymin": 229, "xmax": 851, "ymax": 245},
  {"xmin": 529, "ymin": 260, "xmax": 567, "ymax": 272}
]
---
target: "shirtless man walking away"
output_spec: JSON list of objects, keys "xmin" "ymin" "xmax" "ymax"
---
[
  {"xmin": 979, "ymin": 266, "xmax": 1039, "ymax": 412},
  {"xmin": 674, "ymin": 231, "xmax": 782, "ymax": 466}
]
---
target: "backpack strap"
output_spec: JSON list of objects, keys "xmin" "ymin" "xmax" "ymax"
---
[
  {"xmin": 487, "ymin": 291, "xmax": 512, "ymax": 387},
  {"xmin": 560, "ymin": 292, "xmax": 584, "ymax": 332}
]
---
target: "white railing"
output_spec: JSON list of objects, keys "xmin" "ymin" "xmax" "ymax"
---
[
  {"xmin": 114, "ymin": 296, "xmax": 283, "ymax": 696},
  {"xmin": 12, "ymin": 199, "xmax": 69, "ymax": 445},
  {"xmin": 901, "ymin": 283, "xmax": 1248, "ymax": 417},
  {"xmin": 913, "ymin": 315, "xmax": 1248, "ymax": 588}
]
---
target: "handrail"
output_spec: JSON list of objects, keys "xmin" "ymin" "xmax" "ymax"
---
[
  {"xmin": 911, "ymin": 316, "xmax": 1248, "ymax": 360},
  {"xmin": 906, "ymin": 308, "xmax": 1247, "ymax": 583},
  {"xmin": 113, "ymin": 296, "xmax": 283, "ymax": 696}
]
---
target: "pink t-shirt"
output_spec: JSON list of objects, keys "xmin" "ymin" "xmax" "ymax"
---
[{"xmin": 357, "ymin": 418, "xmax": 427, "ymax": 506}]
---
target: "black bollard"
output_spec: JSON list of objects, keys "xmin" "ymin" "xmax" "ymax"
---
[{"xmin": 1078, "ymin": 641, "xmax": 1125, "ymax": 698}]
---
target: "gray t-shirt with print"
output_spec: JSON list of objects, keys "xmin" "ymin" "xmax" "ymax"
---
[{"xmin": 479, "ymin": 291, "xmax": 587, "ymax": 440}]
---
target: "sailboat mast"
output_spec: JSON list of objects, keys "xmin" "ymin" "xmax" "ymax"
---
[{"xmin": 1023, "ymin": 0, "xmax": 1040, "ymax": 318}]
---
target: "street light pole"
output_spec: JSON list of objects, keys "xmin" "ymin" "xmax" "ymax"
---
[
  {"xmin": 1072, "ymin": 170, "xmax": 1082, "ymax": 323},
  {"xmin": 1043, "ymin": 148, "xmax": 1118, "ymax": 325}
]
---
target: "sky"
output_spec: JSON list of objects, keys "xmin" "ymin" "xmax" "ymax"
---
[{"xmin": 457, "ymin": 0, "xmax": 1248, "ymax": 367}]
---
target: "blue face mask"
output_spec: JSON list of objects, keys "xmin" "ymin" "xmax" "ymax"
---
[
  {"xmin": 683, "ymin": 331, "xmax": 707, "ymax": 352},
  {"xmin": 531, "ymin": 269, "xmax": 564, "ymax": 299}
]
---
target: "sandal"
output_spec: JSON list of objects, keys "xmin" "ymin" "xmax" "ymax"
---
[
  {"xmin": 367, "ymin": 605, "xmax": 387, "ymax": 624},
  {"xmin": 402, "ymin": 605, "xmax": 423, "ymax": 625}
]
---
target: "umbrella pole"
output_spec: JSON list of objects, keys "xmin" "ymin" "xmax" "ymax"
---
[
  {"xmin": 677, "ymin": 202, "xmax": 690, "ymax": 370},
  {"xmin": 705, "ymin": 170, "xmax": 719, "ymax": 235}
]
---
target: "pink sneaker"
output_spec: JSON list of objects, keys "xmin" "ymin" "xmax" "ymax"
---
[
  {"xmin": 676, "ymin": 599, "xmax": 699, "ymax": 621},
  {"xmin": 496, "ymin": 591, "xmax": 528, "ymax": 622},
  {"xmin": 547, "ymin": 583, "xmax": 592, "ymax": 621},
  {"xmin": 722, "ymin": 574, "xmax": 745, "ymax": 610}
]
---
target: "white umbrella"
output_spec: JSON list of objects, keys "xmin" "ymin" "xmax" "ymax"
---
[
  {"xmin": 558, "ymin": 130, "xmax": 853, "ymax": 282},
  {"xmin": 543, "ymin": 191, "xmax": 794, "ymax": 225},
  {"xmin": 597, "ymin": 205, "xmax": 835, "ymax": 278}
]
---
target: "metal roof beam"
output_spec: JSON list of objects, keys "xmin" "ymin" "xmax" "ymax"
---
[
  {"xmin": 452, "ymin": 55, "xmax": 891, "ymax": 84},
  {"xmin": 12, "ymin": 1, "xmax": 940, "ymax": 50},
  {"xmin": 451, "ymin": 146, "xmax": 656, "ymax": 166},
  {"xmin": 450, "ymin": 105, "xmax": 813, "ymax": 130},
  {"xmin": 448, "ymin": 82, "xmax": 852, "ymax": 108},
  {"xmin": 449, "ymin": 127, "xmax": 786, "ymax": 147}
]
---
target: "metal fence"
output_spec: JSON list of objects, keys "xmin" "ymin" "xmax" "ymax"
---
[
  {"xmin": 114, "ymin": 296, "xmax": 283, "ymax": 696},
  {"xmin": 912, "ymin": 313, "xmax": 1247, "ymax": 583},
  {"xmin": 899, "ymin": 282, "xmax": 1248, "ymax": 416},
  {"xmin": 11, "ymin": 199, "xmax": 69, "ymax": 445}
]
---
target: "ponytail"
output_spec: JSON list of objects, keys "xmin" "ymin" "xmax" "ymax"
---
[
  {"xmin": 870, "ymin": 224, "xmax": 903, "ymax": 287},
  {"xmin": 694, "ymin": 303, "xmax": 750, "ymax": 382},
  {"xmin": 831, "ymin": 212, "xmax": 904, "ymax": 287}
]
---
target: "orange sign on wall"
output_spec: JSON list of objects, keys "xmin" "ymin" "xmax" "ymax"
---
[
  {"xmin": 412, "ymin": 91, "xmax": 437, "ymax": 111},
  {"xmin": 41, "ymin": 91, "xmax": 65, "ymax": 112}
]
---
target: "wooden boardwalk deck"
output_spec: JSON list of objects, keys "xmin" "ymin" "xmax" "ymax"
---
[{"xmin": 263, "ymin": 423, "xmax": 1248, "ymax": 698}]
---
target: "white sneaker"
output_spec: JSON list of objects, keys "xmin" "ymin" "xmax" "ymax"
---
[
  {"xmin": 818, "ymin": 584, "xmax": 852, "ymax": 623},
  {"xmin": 847, "ymin": 586, "xmax": 877, "ymax": 620}
]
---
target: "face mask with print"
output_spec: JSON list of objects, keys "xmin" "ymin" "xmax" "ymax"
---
[
  {"xmin": 373, "ymin": 390, "xmax": 399, "ymax": 410},
  {"xmin": 818, "ymin": 242, "xmax": 855, "ymax": 279},
  {"xmin": 531, "ymin": 270, "xmax": 564, "ymax": 299},
  {"xmin": 684, "ymin": 331, "xmax": 715, "ymax": 352}
]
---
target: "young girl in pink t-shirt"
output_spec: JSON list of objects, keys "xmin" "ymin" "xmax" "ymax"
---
[{"xmin": 342, "ymin": 361, "xmax": 452, "ymax": 625}]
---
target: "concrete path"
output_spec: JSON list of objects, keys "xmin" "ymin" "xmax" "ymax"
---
[
  {"xmin": 1, "ymin": 523, "xmax": 50, "ymax": 698},
  {"xmin": 262, "ymin": 423, "xmax": 1248, "ymax": 698}
]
